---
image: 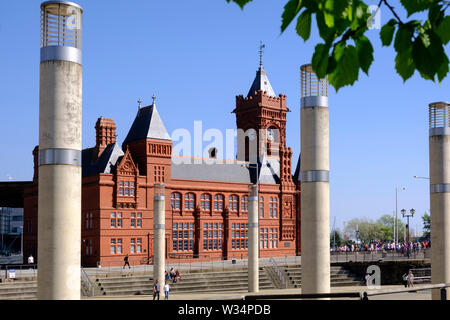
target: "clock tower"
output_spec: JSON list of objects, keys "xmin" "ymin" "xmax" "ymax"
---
[
  {"xmin": 232, "ymin": 48, "xmax": 297, "ymax": 244},
  {"xmin": 233, "ymin": 60, "xmax": 290, "ymax": 163}
]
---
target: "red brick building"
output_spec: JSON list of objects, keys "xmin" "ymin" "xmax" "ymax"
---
[{"xmin": 23, "ymin": 64, "xmax": 302, "ymax": 267}]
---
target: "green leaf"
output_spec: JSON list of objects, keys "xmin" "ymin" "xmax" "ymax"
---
[
  {"xmin": 437, "ymin": 54, "xmax": 450, "ymax": 83},
  {"xmin": 355, "ymin": 36, "xmax": 374, "ymax": 75},
  {"xmin": 296, "ymin": 9, "xmax": 312, "ymax": 40},
  {"xmin": 324, "ymin": 11, "xmax": 335, "ymax": 28},
  {"xmin": 412, "ymin": 35, "xmax": 435, "ymax": 80},
  {"xmin": 312, "ymin": 43, "xmax": 330, "ymax": 79},
  {"xmin": 400, "ymin": 0, "xmax": 434, "ymax": 17},
  {"xmin": 328, "ymin": 45, "xmax": 359, "ymax": 91},
  {"xmin": 436, "ymin": 16, "xmax": 450, "ymax": 44},
  {"xmin": 380, "ymin": 19, "xmax": 397, "ymax": 46},
  {"xmin": 394, "ymin": 25, "xmax": 414, "ymax": 53},
  {"xmin": 281, "ymin": 0, "xmax": 303, "ymax": 33},
  {"xmin": 316, "ymin": 11, "xmax": 336, "ymax": 42},
  {"xmin": 225, "ymin": 0, "xmax": 253, "ymax": 9},
  {"xmin": 395, "ymin": 46, "xmax": 415, "ymax": 81}
]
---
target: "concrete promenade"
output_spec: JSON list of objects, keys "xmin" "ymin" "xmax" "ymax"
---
[{"xmin": 86, "ymin": 285, "xmax": 432, "ymax": 300}]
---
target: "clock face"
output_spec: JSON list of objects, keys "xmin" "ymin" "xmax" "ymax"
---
[{"xmin": 247, "ymin": 130, "xmax": 256, "ymax": 141}]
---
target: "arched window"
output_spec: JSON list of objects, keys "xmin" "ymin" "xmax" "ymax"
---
[
  {"xmin": 259, "ymin": 196, "xmax": 264, "ymax": 218},
  {"xmin": 269, "ymin": 196, "xmax": 278, "ymax": 218},
  {"xmin": 184, "ymin": 193, "xmax": 195, "ymax": 210},
  {"xmin": 229, "ymin": 195, "xmax": 238, "ymax": 212},
  {"xmin": 170, "ymin": 193, "xmax": 181, "ymax": 210},
  {"xmin": 214, "ymin": 194, "xmax": 224, "ymax": 211},
  {"xmin": 201, "ymin": 194, "xmax": 211, "ymax": 211},
  {"xmin": 241, "ymin": 196, "xmax": 248, "ymax": 212}
]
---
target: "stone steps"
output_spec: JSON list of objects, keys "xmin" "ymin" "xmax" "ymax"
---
[
  {"xmin": 0, "ymin": 281, "xmax": 37, "ymax": 300},
  {"xmin": 283, "ymin": 265, "xmax": 363, "ymax": 288},
  {"xmin": 96, "ymin": 268, "xmax": 276, "ymax": 296}
]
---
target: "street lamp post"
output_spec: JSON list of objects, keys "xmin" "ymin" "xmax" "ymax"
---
[
  {"xmin": 395, "ymin": 186, "xmax": 407, "ymax": 245},
  {"xmin": 401, "ymin": 208, "xmax": 415, "ymax": 258}
]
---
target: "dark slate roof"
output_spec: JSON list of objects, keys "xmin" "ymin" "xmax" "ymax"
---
[
  {"xmin": 171, "ymin": 156, "xmax": 280, "ymax": 185},
  {"xmin": 82, "ymin": 143, "xmax": 124, "ymax": 177},
  {"xmin": 293, "ymin": 153, "xmax": 301, "ymax": 182},
  {"xmin": 123, "ymin": 104, "xmax": 171, "ymax": 145},
  {"xmin": 258, "ymin": 156, "xmax": 280, "ymax": 184},
  {"xmin": 247, "ymin": 66, "xmax": 276, "ymax": 98}
]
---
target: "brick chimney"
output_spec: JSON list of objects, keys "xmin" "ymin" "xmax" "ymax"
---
[{"xmin": 94, "ymin": 117, "xmax": 117, "ymax": 160}]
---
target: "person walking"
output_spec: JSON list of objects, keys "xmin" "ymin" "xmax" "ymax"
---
[
  {"xmin": 123, "ymin": 254, "xmax": 130, "ymax": 269},
  {"xmin": 27, "ymin": 254, "xmax": 34, "ymax": 264},
  {"xmin": 164, "ymin": 281, "xmax": 170, "ymax": 300},
  {"xmin": 153, "ymin": 279, "xmax": 160, "ymax": 300},
  {"xmin": 407, "ymin": 271, "xmax": 414, "ymax": 287}
]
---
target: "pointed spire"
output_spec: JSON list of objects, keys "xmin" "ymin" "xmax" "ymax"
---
[
  {"xmin": 247, "ymin": 42, "xmax": 276, "ymax": 98},
  {"xmin": 123, "ymin": 95, "xmax": 171, "ymax": 145}
]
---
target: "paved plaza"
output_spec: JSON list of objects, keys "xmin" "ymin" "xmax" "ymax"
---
[{"xmin": 86, "ymin": 285, "xmax": 432, "ymax": 301}]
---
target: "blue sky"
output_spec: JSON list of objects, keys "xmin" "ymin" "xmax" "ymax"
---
[{"xmin": 0, "ymin": 0, "xmax": 448, "ymax": 233}]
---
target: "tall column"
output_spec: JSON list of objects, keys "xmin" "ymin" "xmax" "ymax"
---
[
  {"xmin": 299, "ymin": 64, "xmax": 330, "ymax": 295},
  {"xmin": 153, "ymin": 184, "xmax": 166, "ymax": 288},
  {"xmin": 38, "ymin": 1, "xmax": 83, "ymax": 300},
  {"xmin": 248, "ymin": 184, "xmax": 259, "ymax": 292},
  {"xmin": 429, "ymin": 102, "xmax": 450, "ymax": 300}
]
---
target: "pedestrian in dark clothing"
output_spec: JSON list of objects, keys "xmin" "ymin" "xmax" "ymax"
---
[
  {"xmin": 402, "ymin": 273, "xmax": 408, "ymax": 287},
  {"xmin": 153, "ymin": 280, "xmax": 160, "ymax": 300},
  {"xmin": 123, "ymin": 254, "xmax": 130, "ymax": 269}
]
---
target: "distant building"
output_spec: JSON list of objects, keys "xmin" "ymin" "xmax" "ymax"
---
[
  {"xmin": 23, "ymin": 63, "xmax": 302, "ymax": 267},
  {"xmin": 0, "ymin": 207, "xmax": 23, "ymax": 254}
]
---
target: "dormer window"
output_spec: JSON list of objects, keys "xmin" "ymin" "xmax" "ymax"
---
[{"xmin": 118, "ymin": 180, "xmax": 135, "ymax": 197}]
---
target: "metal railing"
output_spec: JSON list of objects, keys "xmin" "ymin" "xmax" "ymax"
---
[
  {"xmin": 409, "ymin": 268, "xmax": 431, "ymax": 283},
  {"xmin": 330, "ymin": 248, "xmax": 430, "ymax": 263},
  {"xmin": 269, "ymin": 257, "xmax": 288, "ymax": 289},
  {"xmin": 81, "ymin": 267, "xmax": 95, "ymax": 296}
]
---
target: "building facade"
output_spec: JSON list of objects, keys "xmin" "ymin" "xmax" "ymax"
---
[{"xmin": 23, "ymin": 63, "xmax": 302, "ymax": 267}]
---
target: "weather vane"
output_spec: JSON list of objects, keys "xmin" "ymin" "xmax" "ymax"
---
[
  {"xmin": 259, "ymin": 41, "xmax": 265, "ymax": 68},
  {"xmin": 138, "ymin": 98, "xmax": 143, "ymax": 109},
  {"xmin": 152, "ymin": 94, "xmax": 156, "ymax": 106}
]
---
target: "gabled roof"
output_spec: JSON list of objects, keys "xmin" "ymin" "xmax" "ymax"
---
[
  {"xmin": 123, "ymin": 103, "xmax": 171, "ymax": 145},
  {"xmin": 82, "ymin": 143, "xmax": 124, "ymax": 177},
  {"xmin": 247, "ymin": 66, "xmax": 276, "ymax": 98}
]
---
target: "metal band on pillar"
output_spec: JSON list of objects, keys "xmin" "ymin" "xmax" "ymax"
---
[
  {"xmin": 429, "ymin": 127, "xmax": 450, "ymax": 136},
  {"xmin": 301, "ymin": 96, "xmax": 329, "ymax": 108},
  {"xmin": 154, "ymin": 224, "xmax": 165, "ymax": 229},
  {"xmin": 41, "ymin": 46, "xmax": 82, "ymax": 64},
  {"xmin": 301, "ymin": 170, "xmax": 329, "ymax": 182},
  {"xmin": 38, "ymin": 149, "xmax": 82, "ymax": 166},
  {"xmin": 430, "ymin": 184, "xmax": 450, "ymax": 193}
]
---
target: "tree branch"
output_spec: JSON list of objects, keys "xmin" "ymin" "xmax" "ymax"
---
[{"xmin": 382, "ymin": 0, "xmax": 404, "ymax": 25}]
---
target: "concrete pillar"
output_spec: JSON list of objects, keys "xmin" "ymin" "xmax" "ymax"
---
[
  {"xmin": 37, "ymin": 1, "xmax": 83, "ymax": 300},
  {"xmin": 153, "ymin": 184, "xmax": 166, "ymax": 288},
  {"xmin": 299, "ymin": 64, "xmax": 330, "ymax": 295},
  {"xmin": 248, "ymin": 184, "xmax": 259, "ymax": 292},
  {"xmin": 429, "ymin": 102, "xmax": 450, "ymax": 300}
]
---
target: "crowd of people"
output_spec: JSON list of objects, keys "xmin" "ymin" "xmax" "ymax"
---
[
  {"xmin": 153, "ymin": 268, "xmax": 183, "ymax": 300},
  {"xmin": 331, "ymin": 240, "xmax": 431, "ymax": 253}
]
